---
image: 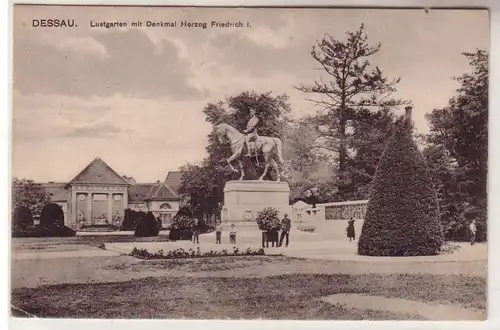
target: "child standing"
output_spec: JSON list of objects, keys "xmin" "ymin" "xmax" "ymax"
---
[
  {"xmin": 215, "ymin": 221, "xmax": 223, "ymax": 244},
  {"xmin": 229, "ymin": 224, "xmax": 236, "ymax": 244}
]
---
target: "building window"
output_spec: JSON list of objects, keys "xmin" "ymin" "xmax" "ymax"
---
[{"xmin": 160, "ymin": 203, "xmax": 172, "ymax": 209}]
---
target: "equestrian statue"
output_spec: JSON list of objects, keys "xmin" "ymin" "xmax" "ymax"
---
[{"xmin": 214, "ymin": 108, "xmax": 287, "ymax": 182}]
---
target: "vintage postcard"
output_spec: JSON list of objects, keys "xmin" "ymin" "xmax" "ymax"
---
[{"xmin": 10, "ymin": 5, "xmax": 488, "ymax": 321}]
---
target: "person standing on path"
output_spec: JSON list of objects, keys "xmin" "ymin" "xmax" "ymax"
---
[
  {"xmin": 192, "ymin": 218, "xmax": 200, "ymax": 244},
  {"xmin": 229, "ymin": 224, "xmax": 237, "ymax": 244},
  {"xmin": 469, "ymin": 219, "xmax": 477, "ymax": 245},
  {"xmin": 215, "ymin": 221, "xmax": 223, "ymax": 244},
  {"xmin": 347, "ymin": 217, "xmax": 356, "ymax": 241},
  {"xmin": 279, "ymin": 213, "xmax": 291, "ymax": 247}
]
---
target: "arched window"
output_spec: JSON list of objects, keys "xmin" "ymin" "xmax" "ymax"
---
[{"xmin": 160, "ymin": 203, "xmax": 172, "ymax": 209}]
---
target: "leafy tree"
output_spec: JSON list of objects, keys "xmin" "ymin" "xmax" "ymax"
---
[
  {"xmin": 343, "ymin": 108, "xmax": 395, "ymax": 199},
  {"xmin": 12, "ymin": 178, "xmax": 51, "ymax": 218},
  {"xmin": 422, "ymin": 144, "xmax": 462, "ymax": 240},
  {"xmin": 424, "ymin": 49, "xmax": 488, "ymax": 241},
  {"xmin": 358, "ymin": 116, "xmax": 444, "ymax": 256},
  {"xmin": 426, "ymin": 50, "xmax": 487, "ymax": 205},
  {"xmin": 283, "ymin": 119, "xmax": 338, "ymax": 202},
  {"xmin": 296, "ymin": 24, "xmax": 407, "ymax": 198},
  {"xmin": 178, "ymin": 163, "xmax": 230, "ymax": 220}
]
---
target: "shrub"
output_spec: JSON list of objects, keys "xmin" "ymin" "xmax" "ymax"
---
[
  {"xmin": 170, "ymin": 206, "xmax": 195, "ymax": 231},
  {"xmin": 12, "ymin": 225, "xmax": 76, "ymax": 238},
  {"xmin": 12, "ymin": 206, "xmax": 33, "ymax": 231},
  {"xmin": 130, "ymin": 246, "xmax": 266, "ymax": 259},
  {"xmin": 134, "ymin": 211, "xmax": 159, "ymax": 237},
  {"xmin": 256, "ymin": 207, "xmax": 281, "ymax": 231},
  {"xmin": 40, "ymin": 203, "xmax": 65, "ymax": 228},
  {"xmin": 122, "ymin": 209, "xmax": 145, "ymax": 231},
  {"xmin": 358, "ymin": 118, "xmax": 444, "ymax": 256}
]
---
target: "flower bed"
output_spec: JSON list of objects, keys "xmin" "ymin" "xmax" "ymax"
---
[{"xmin": 130, "ymin": 246, "xmax": 266, "ymax": 260}]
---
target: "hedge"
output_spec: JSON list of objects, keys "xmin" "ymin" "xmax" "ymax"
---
[
  {"xmin": 12, "ymin": 225, "xmax": 76, "ymax": 238},
  {"xmin": 357, "ymin": 118, "xmax": 444, "ymax": 256}
]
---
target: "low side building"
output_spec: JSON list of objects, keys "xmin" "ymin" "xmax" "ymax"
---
[{"xmin": 39, "ymin": 157, "xmax": 182, "ymax": 230}]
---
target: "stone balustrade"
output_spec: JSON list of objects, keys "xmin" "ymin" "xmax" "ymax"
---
[{"xmin": 322, "ymin": 200, "xmax": 369, "ymax": 221}]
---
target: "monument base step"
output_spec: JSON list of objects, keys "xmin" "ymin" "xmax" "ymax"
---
[{"xmin": 224, "ymin": 221, "xmax": 260, "ymax": 230}]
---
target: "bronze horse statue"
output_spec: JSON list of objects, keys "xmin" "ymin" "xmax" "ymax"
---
[{"xmin": 214, "ymin": 123, "xmax": 287, "ymax": 181}]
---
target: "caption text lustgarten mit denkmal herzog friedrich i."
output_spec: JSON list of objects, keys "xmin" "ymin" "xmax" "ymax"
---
[{"xmin": 89, "ymin": 20, "xmax": 250, "ymax": 29}]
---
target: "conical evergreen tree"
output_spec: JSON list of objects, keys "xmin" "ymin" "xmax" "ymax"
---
[{"xmin": 358, "ymin": 113, "xmax": 444, "ymax": 256}]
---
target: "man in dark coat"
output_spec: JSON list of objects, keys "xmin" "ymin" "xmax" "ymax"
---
[{"xmin": 279, "ymin": 213, "xmax": 291, "ymax": 247}]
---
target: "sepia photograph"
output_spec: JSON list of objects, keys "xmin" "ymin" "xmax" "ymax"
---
[{"xmin": 10, "ymin": 5, "xmax": 488, "ymax": 321}]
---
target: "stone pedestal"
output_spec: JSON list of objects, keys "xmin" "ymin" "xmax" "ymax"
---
[{"xmin": 221, "ymin": 180, "xmax": 291, "ymax": 229}]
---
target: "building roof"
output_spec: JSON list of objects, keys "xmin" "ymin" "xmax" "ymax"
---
[
  {"xmin": 122, "ymin": 176, "xmax": 137, "ymax": 185},
  {"xmin": 164, "ymin": 171, "xmax": 182, "ymax": 195},
  {"xmin": 128, "ymin": 182, "xmax": 178, "ymax": 202},
  {"xmin": 67, "ymin": 157, "xmax": 128, "ymax": 186},
  {"xmin": 41, "ymin": 182, "xmax": 69, "ymax": 202}
]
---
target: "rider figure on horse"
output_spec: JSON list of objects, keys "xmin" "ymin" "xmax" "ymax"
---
[{"xmin": 243, "ymin": 107, "xmax": 260, "ymax": 157}]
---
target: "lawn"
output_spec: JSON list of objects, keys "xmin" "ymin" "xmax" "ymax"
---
[{"xmin": 11, "ymin": 256, "xmax": 485, "ymax": 320}]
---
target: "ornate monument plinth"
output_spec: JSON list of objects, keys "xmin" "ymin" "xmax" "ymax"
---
[{"xmin": 221, "ymin": 180, "xmax": 291, "ymax": 229}]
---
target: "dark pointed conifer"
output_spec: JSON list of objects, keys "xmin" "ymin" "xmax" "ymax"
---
[{"xmin": 358, "ymin": 107, "xmax": 444, "ymax": 256}]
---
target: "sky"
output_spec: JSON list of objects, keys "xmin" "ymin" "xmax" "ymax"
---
[{"xmin": 12, "ymin": 6, "xmax": 489, "ymax": 183}]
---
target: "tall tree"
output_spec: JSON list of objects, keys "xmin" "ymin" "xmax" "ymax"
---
[
  {"xmin": 283, "ymin": 119, "xmax": 338, "ymax": 203},
  {"xmin": 424, "ymin": 49, "xmax": 488, "ymax": 241},
  {"xmin": 344, "ymin": 108, "xmax": 395, "ymax": 199},
  {"xmin": 296, "ymin": 24, "xmax": 407, "ymax": 197},
  {"xmin": 422, "ymin": 144, "xmax": 461, "ymax": 239}
]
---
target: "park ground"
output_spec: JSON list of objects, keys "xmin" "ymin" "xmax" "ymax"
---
[{"xmin": 10, "ymin": 229, "xmax": 487, "ymax": 320}]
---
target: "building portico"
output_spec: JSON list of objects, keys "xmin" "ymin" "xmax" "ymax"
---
[
  {"xmin": 70, "ymin": 185, "xmax": 129, "ymax": 228},
  {"xmin": 65, "ymin": 157, "xmax": 132, "ymax": 229},
  {"xmin": 41, "ymin": 157, "xmax": 182, "ymax": 230}
]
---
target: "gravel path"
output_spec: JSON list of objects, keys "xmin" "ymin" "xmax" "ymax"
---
[
  {"xmin": 320, "ymin": 293, "xmax": 486, "ymax": 320},
  {"xmin": 10, "ymin": 231, "xmax": 487, "ymax": 289},
  {"xmin": 11, "ymin": 253, "xmax": 486, "ymax": 289}
]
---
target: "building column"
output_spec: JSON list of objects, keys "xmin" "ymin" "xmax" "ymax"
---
[
  {"xmin": 108, "ymin": 193, "xmax": 113, "ymax": 224},
  {"xmin": 87, "ymin": 192, "xmax": 92, "ymax": 225},
  {"xmin": 123, "ymin": 187, "xmax": 128, "ymax": 214},
  {"xmin": 71, "ymin": 189, "xmax": 77, "ymax": 226}
]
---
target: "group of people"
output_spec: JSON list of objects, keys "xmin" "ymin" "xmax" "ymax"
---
[
  {"xmin": 261, "ymin": 213, "xmax": 292, "ymax": 248},
  {"xmin": 190, "ymin": 218, "xmax": 237, "ymax": 244},
  {"xmin": 190, "ymin": 213, "xmax": 292, "ymax": 247},
  {"xmin": 214, "ymin": 222, "xmax": 237, "ymax": 244}
]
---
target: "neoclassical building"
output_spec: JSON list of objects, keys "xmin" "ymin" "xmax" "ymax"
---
[{"xmin": 41, "ymin": 157, "xmax": 182, "ymax": 229}]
